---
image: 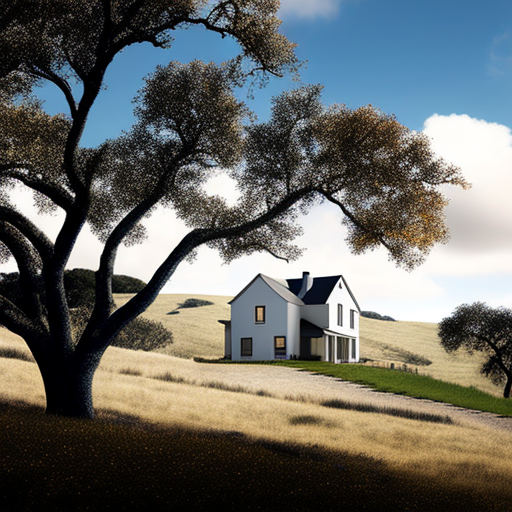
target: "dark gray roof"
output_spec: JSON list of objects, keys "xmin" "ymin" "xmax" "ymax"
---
[
  {"xmin": 229, "ymin": 274, "xmax": 304, "ymax": 306},
  {"xmin": 230, "ymin": 273, "xmax": 360, "ymax": 311},
  {"xmin": 261, "ymin": 274, "xmax": 304, "ymax": 306},
  {"xmin": 287, "ymin": 275, "xmax": 341, "ymax": 305}
]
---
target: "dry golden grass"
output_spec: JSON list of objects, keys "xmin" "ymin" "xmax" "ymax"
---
[
  {"xmin": 114, "ymin": 293, "xmax": 502, "ymax": 396},
  {"xmin": 113, "ymin": 293, "xmax": 229, "ymax": 359},
  {"xmin": 2, "ymin": 297, "xmax": 511, "ymax": 497},
  {"xmin": 1, "ymin": 328, "xmax": 511, "ymax": 495}
]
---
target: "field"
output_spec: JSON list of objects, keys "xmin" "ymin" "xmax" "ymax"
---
[
  {"xmin": 1, "ymin": 294, "xmax": 511, "ymax": 510},
  {"xmin": 116, "ymin": 293, "xmax": 500, "ymax": 396}
]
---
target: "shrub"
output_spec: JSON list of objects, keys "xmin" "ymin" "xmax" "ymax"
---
[
  {"xmin": 177, "ymin": 298, "xmax": 214, "ymax": 309},
  {"xmin": 71, "ymin": 307, "xmax": 173, "ymax": 351},
  {"xmin": 112, "ymin": 274, "xmax": 146, "ymax": 293},
  {"xmin": 113, "ymin": 317, "xmax": 173, "ymax": 351},
  {"xmin": 64, "ymin": 269, "xmax": 96, "ymax": 307},
  {"xmin": 402, "ymin": 353, "xmax": 432, "ymax": 366},
  {"xmin": 361, "ymin": 311, "xmax": 396, "ymax": 322}
]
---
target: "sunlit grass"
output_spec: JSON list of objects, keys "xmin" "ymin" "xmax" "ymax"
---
[{"xmin": 112, "ymin": 294, "xmax": 503, "ymax": 396}]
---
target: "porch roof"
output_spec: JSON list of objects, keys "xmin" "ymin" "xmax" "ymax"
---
[
  {"xmin": 300, "ymin": 319, "xmax": 324, "ymax": 338},
  {"xmin": 300, "ymin": 319, "xmax": 345, "ymax": 338}
]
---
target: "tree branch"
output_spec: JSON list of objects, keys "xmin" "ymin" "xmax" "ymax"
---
[
  {"xmin": 321, "ymin": 191, "xmax": 393, "ymax": 253},
  {"xmin": 250, "ymin": 243, "xmax": 290, "ymax": 262},
  {"xmin": 80, "ymin": 151, "xmax": 190, "ymax": 344},
  {"xmin": 1, "ymin": 167, "xmax": 74, "ymax": 211},
  {"xmin": 0, "ymin": 221, "xmax": 45, "ymax": 323},
  {"xmin": 0, "ymin": 205, "xmax": 54, "ymax": 262},
  {"xmin": 81, "ymin": 186, "xmax": 314, "ymax": 356},
  {"xmin": 0, "ymin": 293, "xmax": 39, "ymax": 341},
  {"xmin": 31, "ymin": 68, "xmax": 78, "ymax": 119}
]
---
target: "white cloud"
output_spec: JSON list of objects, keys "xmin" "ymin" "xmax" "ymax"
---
[
  {"xmin": 279, "ymin": 0, "xmax": 342, "ymax": 20},
  {"xmin": 422, "ymin": 114, "xmax": 512, "ymax": 265},
  {"xmin": 3, "ymin": 114, "xmax": 511, "ymax": 322}
]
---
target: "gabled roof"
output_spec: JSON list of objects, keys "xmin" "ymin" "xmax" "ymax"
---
[
  {"xmin": 230, "ymin": 272, "xmax": 360, "ymax": 311},
  {"xmin": 229, "ymin": 274, "xmax": 304, "ymax": 306},
  {"xmin": 287, "ymin": 275, "xmax": 341, "ymax": 305}
]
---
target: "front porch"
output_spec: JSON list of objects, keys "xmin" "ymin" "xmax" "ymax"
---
[{"xmin": 300, "ymin": 320, "xmax": 357, "ymax": 363}]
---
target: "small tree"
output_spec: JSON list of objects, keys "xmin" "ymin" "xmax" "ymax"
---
[
  {"xmin": 438, "ymin": 303, "xmax": 512, "ymax": 398},
  {"xmin": 0, "ymin": 1, "xmax": 468, "ymax": 418}
]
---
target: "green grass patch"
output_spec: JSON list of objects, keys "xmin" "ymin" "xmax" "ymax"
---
[
  {"xmin": 273, "ymin": 361, "xmax": 512, "ymax": 417},
  {"xmin": 1, "ymin": 401, "xmax": 510, "ymax": 511},
  {"xmin": 198, "ymin": 359, "xmax": 512, "ymax": 417}
]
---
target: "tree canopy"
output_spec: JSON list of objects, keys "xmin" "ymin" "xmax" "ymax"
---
[
  {"xmin": 0, "ymin": 1, "xmax": 468, "ymax": 418},
  {"xmin": 439, "ymin": 302, "xmax": 512, "ymax": 398}
]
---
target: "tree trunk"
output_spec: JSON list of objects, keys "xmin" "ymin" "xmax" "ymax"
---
[
  {"xmin": 504, "ymin": 375, "xmax": 511, "ymax": 399},
  {"xmin": 38, "ymin": 354, "xmax": 98, "ymax": 419}
]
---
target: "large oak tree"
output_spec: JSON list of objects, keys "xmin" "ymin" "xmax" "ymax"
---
[{"xmin": 0, "ymin": 0, "xmax": 468, "ymax": 418}]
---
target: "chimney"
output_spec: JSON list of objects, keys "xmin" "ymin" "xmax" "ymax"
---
[{"xmin": 298, "ymin": 271, "xmax": 313, "ymax": 300}]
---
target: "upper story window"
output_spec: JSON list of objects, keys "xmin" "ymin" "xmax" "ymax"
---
[
  {"xmin": 255, "ymin": 305, "xmax": 265, "ymax": 324},
  {"xmin": 350, "ymin": 309, "xmax": 356, "ymax": 329},
  {"xmin": 337, "ymin": 304, "xmax": 343, "ymax": 326}
]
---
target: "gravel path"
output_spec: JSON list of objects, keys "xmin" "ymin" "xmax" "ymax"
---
[{"xmin": 173, "ymin": 361, "xmax": 512, "ymax": 433}]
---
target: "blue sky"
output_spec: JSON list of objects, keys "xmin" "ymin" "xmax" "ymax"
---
[{"xmin": 5, "ymin": 0, "xmax": 512, "ymax": 322}]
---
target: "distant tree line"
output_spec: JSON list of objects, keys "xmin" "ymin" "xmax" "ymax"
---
[
  {"xmin": 0, "ymin": 269, "xmax": 172, "ymax": 351},
  {"xmin": 361, "ymin": 311, "xmax": 396, "ymax": 322}
]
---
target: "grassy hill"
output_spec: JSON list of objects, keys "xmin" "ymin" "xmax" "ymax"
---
[
  {"xmin": 114, "ymin": 293, "xmax": 501, "ymax": 396},
  {"xmin": 1, "ymin": 298, "xmax": 512, "ymax": 510}
]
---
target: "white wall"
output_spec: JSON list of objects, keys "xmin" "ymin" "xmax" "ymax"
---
[
  {"xmin": 230, "ymin": 276, "xmax": 289, "ymax": 360},
  {"xmin": 325, "ymin": 278, "xmax": 360, "ymax": 362},
  {"xmin": 287, "ymin": 303, "xmax": 301, "ymax": 358},
  {"xmin": 300, "ymin": 304, "xmax": 329, "ymax": 328}
]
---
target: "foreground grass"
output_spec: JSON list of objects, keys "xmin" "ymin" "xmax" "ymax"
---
[
  {"xmin": 1, "ymin": 401, "xmax": 510, "ymax": 512},
  {"xmin": 270, "ymin": 361, "xmax": 512, "ymax": 417}
]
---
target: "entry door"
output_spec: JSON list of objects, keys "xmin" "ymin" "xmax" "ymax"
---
[{"xmin": 300, "ymin": 337, "xmax": 311, "ymax": 359}]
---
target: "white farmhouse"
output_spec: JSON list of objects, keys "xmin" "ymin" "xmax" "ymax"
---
[{"xmin": 220, "ymin": 272, "xmax": 360, "ymax": 363}]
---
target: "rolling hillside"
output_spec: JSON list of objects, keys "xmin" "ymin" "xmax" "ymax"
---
[{"xmin": 114, "ymin": 293, "xmax": 501, "ymax": 396}]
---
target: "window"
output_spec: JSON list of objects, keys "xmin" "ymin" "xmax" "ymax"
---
[
  {"xmin": 241, "ymin": 338, "xmax": 252, "ymax": 357},
  {"xmin": 255, "ymin": 306, "xmax": 265, "ymax": 324},
  {"xmin": 337, "ymin": 304, "xmax": 343, "ymax": 326},
  {"xmin": 351, "ymin": 339, "xmax": 356, "ymax": 360},
  {"xmin": 350, "ymin": 309, "xmax": 356, "ymax": 329},
  {"xmin": 274, "ymin": 336, "xmax": 286, "ymax": 358}
]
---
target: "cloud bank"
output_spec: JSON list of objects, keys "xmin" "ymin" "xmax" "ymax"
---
[{"xmin": 2, "ymin": 114, "xmax": 511, "ymax": 321}]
